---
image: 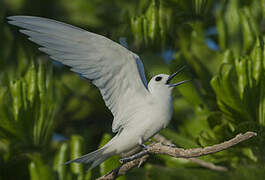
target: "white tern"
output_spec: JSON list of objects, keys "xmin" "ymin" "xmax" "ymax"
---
[{"xmin": 8, "ymin": 16, "xmax": 189, "ymax": 169}]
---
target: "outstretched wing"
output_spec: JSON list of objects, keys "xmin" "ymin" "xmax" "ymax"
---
[{"xmin": 8, "ymin": 16, "xmax": 149, "ymax": 133}]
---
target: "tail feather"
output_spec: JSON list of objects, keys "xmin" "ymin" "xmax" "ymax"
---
[
  {"xmin": 64, "ymin": 147, "xmax": 110, "ymax": 168},
  {"xmin": 89, "ymin": 156, "xmax": 109, "ymax": 170}
]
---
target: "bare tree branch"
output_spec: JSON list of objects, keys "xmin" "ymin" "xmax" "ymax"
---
[
  {"xmin": 96, "ymin": 155, "xmax": 149, "ymax": 180},
  {"xmin": 121, "ymin": 131, "xmax": 256, "ymax": 163},
  {"xmin": 97, "ymin": 131, "xmax": 256, "ymax": 180},
  {"xmin": 188, "ymin": 158, "xmax": 227, "ymax": 171},
  {"xmin": 153, "ymin": 134, "xmax": 228, "ymax": 171},
  {"xmin": 152, "ymin": 134, "xmax": 174, "ymax": 146}
]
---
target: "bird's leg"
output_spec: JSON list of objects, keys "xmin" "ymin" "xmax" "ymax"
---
[
  {"xmin": 139, "ymin": 137, "xmax": 147, "ymax": 150},
  {"xmin": 120, "ymin": 137, "xmax": 148, "ymax": 166},
  {"xmin": 120, "ymin": 137, "xmax": 149, "ymax": 164},
  {"xmin": 120, "ymin": 150, "xmax": 148, "ymax": 164}
]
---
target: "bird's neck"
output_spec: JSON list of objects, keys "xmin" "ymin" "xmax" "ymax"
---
[
  {"xmin": 150, "ymin": 90, "xmax": 173, "ymax": 107},
  {"xmin": 149, "ymin": 91, "xmax": 174, "ymax": 124}
]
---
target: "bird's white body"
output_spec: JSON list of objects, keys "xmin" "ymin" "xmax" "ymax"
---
[
  {"xmin": 8, "ymin": 16, "xmax": 188, "ymax": 169},
  {"xmin": 106, "ymin": 90, "xmax": 173, "ymax": 154}
]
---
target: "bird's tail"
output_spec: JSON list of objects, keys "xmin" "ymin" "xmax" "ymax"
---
[{"xmin": 64, "ymin": 146, "xmax": 112, "ymax": 170}]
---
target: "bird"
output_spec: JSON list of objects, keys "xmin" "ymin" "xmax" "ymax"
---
[{"xmin": 7, "ymin": 16, "xmax": 189, "ymax": 169}]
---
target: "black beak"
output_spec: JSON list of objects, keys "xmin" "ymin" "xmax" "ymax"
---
[{"xmin": 166, "ymin": 66, "xmax": 190, "ymax": 87}]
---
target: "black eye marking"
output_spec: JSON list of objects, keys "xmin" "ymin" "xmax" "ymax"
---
[{"xmin": 155, "ymin": 76, "xmax": 162, "ymax": 81}]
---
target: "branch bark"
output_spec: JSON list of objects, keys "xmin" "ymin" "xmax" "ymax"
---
[
  {"xmin": 97, "ymin": 131, "xmax": 256, "ymax": 180},
  {"xmin": 153, "ymin": 134, "xmax": 228, "ymax": 171},
  {"xmin": 96, "ymin": 155, "xmax": 149, "ymax": 180}
]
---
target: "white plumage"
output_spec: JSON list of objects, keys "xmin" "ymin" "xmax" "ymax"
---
[{"xmin": 8, "ymin": 16, "xmax": 188, "ymax": 169}]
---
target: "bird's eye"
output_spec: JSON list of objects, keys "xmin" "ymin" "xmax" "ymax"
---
[{"xmin": 155, "ymin": 76, "xmax": 162, "ymax": 81}]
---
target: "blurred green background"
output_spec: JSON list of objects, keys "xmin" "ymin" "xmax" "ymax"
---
[{"xmin": 1, "ymin": 0, "xmax": 265, "ymax": 179}]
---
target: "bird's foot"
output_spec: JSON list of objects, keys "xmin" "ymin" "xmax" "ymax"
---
[
  {"xmin": 120, "ymin": 150, "xmax": 148, "ymax": 164},
  {"xmin": 138, "ymin": 137, "xmax": 148, "ymax": 150},
  {"xmin": 120, "ymin": 156, "xmax": 132, "ymax": 164},
  {"xmin": 140, "ymin": 143, "xmax": 148, "ymax": 150}
]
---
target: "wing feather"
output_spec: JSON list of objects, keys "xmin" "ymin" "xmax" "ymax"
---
[{"xmin": 8, "ymin": 16, "xmax": 149, "ymax": 133}]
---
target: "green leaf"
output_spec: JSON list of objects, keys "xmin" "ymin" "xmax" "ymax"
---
[
  {"xmin": 241, "ymin": 148, "xmax": 257, "ymax": 162},
  {"xmin": 53, "ymin": 143, "xmax": 69, "ymax": 180},
  {"xmin": 235, "ymin": 58, "xmax": 249, "ymax": 98},
  {"xmin": 25, "ymin": 62, "xmax": 37, "ymax": 105},
  {"xmin": 158, "ymin": 0, "xmax": 171, "ymax": 48},
  {"xmin": 9, "ymin": 79, "xmax": 22, "ymax": 121},
  {"xmin": 0, "ymin": 87, "xmax": 18, "ymax": 137},
  {"xmin": 220, "ymin": 50, "xmax": 234, "ymax": 64},
  {"xmin": 29, "ymin": 154, "xmax": 54, "ymax": 180},
  {"xmin": 161, "ymin": 129, "xmax": 198, "ymax": 148},
  {"xmin": 37, "ymin": 62, "xmax": 46, "ymax": 102},
  {"xmin": 216, "ymin": 7, "xmax": 226, "ymax": 50},
  {"xmin": 259, "ymin": 77, "xmax": 265, "ymax": 125},
  {"xmin": 262, "ymin": 0, "xmax": 265, "ymax": 18},
  {"xmin": 240, "ymin": 8, "xmax": 255, "ymax": 53},
  {"xmin": 70, "ymin": 135, "xmax": 84, "ymax": 175},
  {"xmin": 131, "ymin": 16, "xmax": 144, "ymax": 47},
  {"xmin": 250, "ymin": 38, "xmax": 263, "ymax": 84},
  {"xmin": 29, "ymin": 161, "xmax": 40, "ymax": 180},
  {"xmin": 146, "ymin": 0, "xmax": 159, "ymax": 43}
]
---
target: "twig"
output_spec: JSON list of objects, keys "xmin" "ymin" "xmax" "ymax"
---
[
  {"xmin": 96, "ymin": 155, "xmax": 149, "ymax": 180},
  {"xmin": 153, "ymin": 134, "xmax": 228, "ymax": 171},
  {"xmin": 121, "ymin": 131, "xmax": 256, "ymax": 163},
  {"xmin": 188, "ymin": 158, "xmax": 227, "ymax": 171},
  {"xmin": 97, "ymin": 131, "xmax": 256, "ymax": 180},
  {"xmin": 153, "ymin": 134, "xmax": 174, "ymax": 146}
]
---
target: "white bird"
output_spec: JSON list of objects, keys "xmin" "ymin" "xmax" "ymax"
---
[{"xmin": 8, "ymin": 16, "xmax": 189, "ymax": 169}]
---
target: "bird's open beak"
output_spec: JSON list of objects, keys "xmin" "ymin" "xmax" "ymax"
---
[{"xmin": 166, "ymin": 66, "xmax": 190, "ymax": 87}]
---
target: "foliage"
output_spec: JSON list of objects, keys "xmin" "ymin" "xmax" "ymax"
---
[
  {"xmin": 1, "ymin": 0, "xmax": 265, "ymax": 179},
  {"xmin": 0, "ymin": 61, "xmax": 61, "ymax": 179}
]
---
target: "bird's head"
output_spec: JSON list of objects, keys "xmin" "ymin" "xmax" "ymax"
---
[{"xmin": 148, "ymin": 66, "xmax": 189, "ymax": 97}]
